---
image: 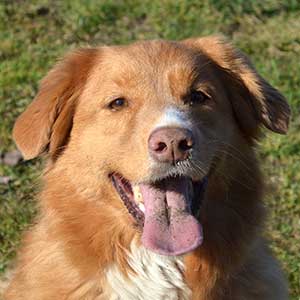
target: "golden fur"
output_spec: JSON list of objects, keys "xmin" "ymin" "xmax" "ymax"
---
[{"xmin": 4, "ymin": 36, "xmax": 290, "ymax": 299}]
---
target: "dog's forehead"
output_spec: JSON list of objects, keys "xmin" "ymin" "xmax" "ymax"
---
[{"xmin": 99, "ymin": 41, "xmax": 204, "ymax": 89}]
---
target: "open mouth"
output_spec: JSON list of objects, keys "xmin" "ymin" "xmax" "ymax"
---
[{"xmin": 111, "ymin": 173, "xmax": 207, "ymax": 256}]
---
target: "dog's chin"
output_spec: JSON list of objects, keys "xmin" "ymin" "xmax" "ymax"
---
[{"xmin": 110, "ymin": 168, "xmax": 208, "ymax": 256}]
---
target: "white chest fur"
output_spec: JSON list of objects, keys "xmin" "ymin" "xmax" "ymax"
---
[{"xmin": 106, "ymin": 244, "xmax": 191, "ymax": 300}]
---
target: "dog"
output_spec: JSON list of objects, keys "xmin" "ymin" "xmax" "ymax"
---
[{"xmin": 3, "ymin": 36, "xmax": 290, "ymax": 300}]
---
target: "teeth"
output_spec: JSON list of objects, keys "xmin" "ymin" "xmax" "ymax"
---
[
  {"xmin": 132, "ymin": 185, "xmax": 143, "ymax": 203},
  {"xmin": 133, "ymin": 185, "xmax": 145, "ymax": 213},
  {"xmin": 138, "ymin": 202, "xmax": 145, "ymax": 213}
]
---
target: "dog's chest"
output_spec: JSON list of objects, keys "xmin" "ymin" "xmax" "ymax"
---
[{"xmin": 106, "ymin": 245, "xmax": 191, "ymax": 300}]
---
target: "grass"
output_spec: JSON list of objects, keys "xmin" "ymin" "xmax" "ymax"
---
[{"xmin": 0, "ymin": 1, "xmax": 299, "ymax": 298}]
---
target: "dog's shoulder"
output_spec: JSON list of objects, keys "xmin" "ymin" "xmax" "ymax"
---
[{"xmin": 229, "ymin": 240, "xmax": 288, "ymax": 300}]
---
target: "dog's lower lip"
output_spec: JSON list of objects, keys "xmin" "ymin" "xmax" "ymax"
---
[{"xmin": 111, "ymin": 174, "xmax": 145, "ymax": 226}]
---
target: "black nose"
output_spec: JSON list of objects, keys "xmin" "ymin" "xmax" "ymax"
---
[{"xmin": 148, "ymin": 127, "xmax": 194, "ymax": 164}]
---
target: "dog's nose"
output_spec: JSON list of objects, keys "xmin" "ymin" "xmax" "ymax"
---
[{"xmin": 148, "ymin": 127, "xmax": 194, "ymax": 163}]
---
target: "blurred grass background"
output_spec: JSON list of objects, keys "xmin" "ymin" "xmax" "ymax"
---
[{"xmin": 0, "ymin": 0, "xmax": 299, "ymax": 298}]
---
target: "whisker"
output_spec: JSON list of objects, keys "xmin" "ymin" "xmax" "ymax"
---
[
  {"xmin": 206, "ymin": 139, "xmax": 251, "ymax": 162},
  {"xmin": 214, "ymin": 149, "xmax": 257, "ymax": 177},
  {"xmin": 196, "ymin": 154, "xmax": 257, "ymax": 191}
]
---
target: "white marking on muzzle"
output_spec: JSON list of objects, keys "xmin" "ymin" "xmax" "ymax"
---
[{"xmin": 155, "ymin": 107, "xmax": 192, "ymax": 130}]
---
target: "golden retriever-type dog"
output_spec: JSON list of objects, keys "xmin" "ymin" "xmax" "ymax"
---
[{"xmin": 4, "ymin": 36, "xmax": 290, "ymax": 300}]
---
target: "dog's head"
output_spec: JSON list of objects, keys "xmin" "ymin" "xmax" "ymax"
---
[{"xmin": 13, "ymin": 36, "xmax": 290, "ymax": 256}]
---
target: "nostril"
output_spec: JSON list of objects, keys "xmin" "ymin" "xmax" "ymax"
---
[
  {"xmin": 155, "ymin": 142, "xmax": 167, "ymax": 152},
  {"xmin": 178, "ymin": 139, "xmax": 193, "ymax": 152}
]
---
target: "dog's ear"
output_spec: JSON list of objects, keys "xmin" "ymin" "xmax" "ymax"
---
[
  {"xmin": 13, "ymin": 48, "xmax": 98, "ymax": 160},
  {"xmin": 183, "ymin": 36, "xmax": 290, "ymax": 137}
]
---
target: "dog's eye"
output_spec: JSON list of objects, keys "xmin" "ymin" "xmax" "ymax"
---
[
  {"xmin": 108, "ymin": 98, "xmax": 127, "ymax": 111},
  {"xmin": 187, "ymin": 90, "xmax": 209, "ymax": 107}
]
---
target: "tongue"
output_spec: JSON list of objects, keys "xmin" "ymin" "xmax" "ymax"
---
[{"xmin": 140, "ymin": 177, "xmax": 203, "ymax": 256}]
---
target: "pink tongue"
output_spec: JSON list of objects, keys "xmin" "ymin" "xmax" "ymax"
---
[{"xmin": 140, "ymin": 177, "xmax": 203, "ymax": 256}]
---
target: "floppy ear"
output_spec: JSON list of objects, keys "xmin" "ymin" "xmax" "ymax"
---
[
  {"xmin": 183, "ymin": 36, "xmax": 290, "ymax": 137},
  {"xmin": 13, "ymin": 48, "xmax": 98, "ymax": 160}
]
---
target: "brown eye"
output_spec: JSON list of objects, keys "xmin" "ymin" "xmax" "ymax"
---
[
  {"xmin": 108, "ymin": 98, "xmax": 127, "ymax": 111},
  {"xmin": 187, "ymin": 90, "xmax": 209, "ymax": 107}
]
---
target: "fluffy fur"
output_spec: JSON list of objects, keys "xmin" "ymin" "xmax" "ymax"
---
[
  {"xmin": 106, "ymin": 242, "xmax": 191, "ymax": 299},
  {"xmin": 3, "ymin": 36, "xmax": 290, "ymax": 300}
]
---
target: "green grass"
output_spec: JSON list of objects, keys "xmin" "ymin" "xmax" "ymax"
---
[{"xmin": 0, "ymin": 1, "xmax": 299, "ymax": 298}]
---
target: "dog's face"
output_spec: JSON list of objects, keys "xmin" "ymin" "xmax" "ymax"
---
[
  {"xmin": 13, "ymin": 37, "xmax": 290, "ymax": 256},
  {"xmin": 73, "ymin": 42, "xmax": 232, "ymax": 182}
]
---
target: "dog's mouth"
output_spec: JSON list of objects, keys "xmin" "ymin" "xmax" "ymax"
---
[{"xmin": 111, "ymin": 173, "xmax": 207, "ymax": 256}]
